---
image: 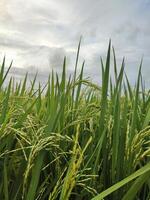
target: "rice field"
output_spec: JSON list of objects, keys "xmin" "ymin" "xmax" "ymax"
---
[{"xmin": 0, "ymin": 41, "xmax": 150, "ymax": 200}]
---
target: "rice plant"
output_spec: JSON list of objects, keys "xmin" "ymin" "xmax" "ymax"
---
[{"xmin": 0, "ymin": 41, "xmax": 150, "ymax": 200}]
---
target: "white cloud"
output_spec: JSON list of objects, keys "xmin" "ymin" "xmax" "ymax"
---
[{"xmin": 0, "ymin": 0, "xmax": 150, "ymax": 85}]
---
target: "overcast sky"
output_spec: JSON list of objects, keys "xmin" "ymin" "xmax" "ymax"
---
[{"xmin": 0, "ymin": 0, "xmax": 150, "ymax": 85}]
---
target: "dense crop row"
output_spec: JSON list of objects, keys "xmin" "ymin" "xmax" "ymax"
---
[{"xmin": 0, "ymin": 41, "xmax": 150, "ymax": 199}]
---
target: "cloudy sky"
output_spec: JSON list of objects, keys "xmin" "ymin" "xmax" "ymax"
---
[{"xmin": 0, "ymin": 0, "xmax": 150, "ymax": 85}]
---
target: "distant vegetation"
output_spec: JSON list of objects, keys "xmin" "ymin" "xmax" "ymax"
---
[{"xmin": 0, "ymin": 41, "xmax": 150, "ymax": 200}]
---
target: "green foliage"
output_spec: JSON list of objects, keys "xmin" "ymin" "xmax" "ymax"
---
[{"xmin": 0, "ymin": 42, "xmax": 150, "ymax": 200}]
